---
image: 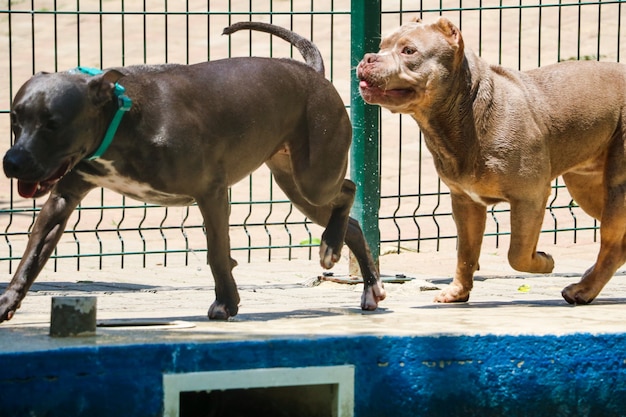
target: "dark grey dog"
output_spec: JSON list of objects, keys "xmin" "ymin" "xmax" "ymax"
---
[{"xmin": 1, "ymin": 22, "xmax": 385, "ymax": 322}]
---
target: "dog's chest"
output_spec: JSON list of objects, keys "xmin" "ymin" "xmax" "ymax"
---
[{"xmin": 78, "ymin": 160, "xmax": 195, "ymax": 206}]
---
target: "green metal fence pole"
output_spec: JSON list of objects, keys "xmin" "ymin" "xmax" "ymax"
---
[{"xmin": 350, "ymin": 0, "xmax": 381, "ymax": 263}]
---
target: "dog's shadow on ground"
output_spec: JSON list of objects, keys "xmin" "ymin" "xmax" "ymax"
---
[
  {"xmin": 423, "ymin": 271, "xmax": 626, "ymax": 308},
  {"xmin": 232, "ymin": 306, "xmax": 394, "ymax": 322},
  {"xmin": 426, "ymin": 271, "xmax": 623, "ymax": 286},
  {"xmin": 0, "ymin": 281, "xmax": 162, "ymax": 293},
  {"xmin": 412, "ymin": 297, "xmax": 626, "ymax": 309},
  {"xmin": 96, "ymin": 307, "xmax": 394, "ymax": 329}
]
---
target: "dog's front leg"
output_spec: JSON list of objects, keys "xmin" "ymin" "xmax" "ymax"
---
[
  {"xmin": 320, "ymin": 180, "xmax": 386, "ymax": 310},
  {"xmin": 435, "ymin": 192, "xmax": 487, "ymax": 303},
  {"xmin": 507, "ymin": 196, "xmax": 554, "ymax": 274},
  {"xmin": 196, "ymin": 189, "xmax": 240, "ymax": 320},
  {"xmin": 0, "ymin": 188, "xmax": 85, "ymax": 322}
]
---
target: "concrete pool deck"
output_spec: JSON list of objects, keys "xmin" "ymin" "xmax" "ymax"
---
[
  {"xmin": 3, "ymin": 239, "xmax": 626, "ymax": 342},
  {"xmin": 2, "ymin": 239, "xmax": 626, "ymax": 417}
]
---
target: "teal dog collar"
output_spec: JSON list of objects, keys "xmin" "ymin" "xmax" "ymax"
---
[{"xmin": 71, "ymin": 66, "xmax": 132, "ymax": 160}]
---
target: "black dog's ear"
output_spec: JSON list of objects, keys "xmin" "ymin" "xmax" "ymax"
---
[{"xmin": 87, "ymin": 69, "xmax": 125, "ymax": 107}]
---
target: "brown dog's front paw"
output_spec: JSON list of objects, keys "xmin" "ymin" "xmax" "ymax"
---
[
  {"xmin": 509, "ymin": 251, "xmax": 555, "ymax": 273},
  {"xmin": 361, "ymin": 282, "xmax": 386, "ymax": 311},
  {"xmin": 208, "ymin": 300, "xmax": 239, "ymax": 320},
  {"xmin": 536, "ymin": 251, "xmax": 555, "ymax": 273},
  {"xmin": 434, "ymin": 285, "xmax": 470, "ymax": 303},
  {"xmin": 561, "ymin": 283, "xmax": 597, "ymax": 305}
]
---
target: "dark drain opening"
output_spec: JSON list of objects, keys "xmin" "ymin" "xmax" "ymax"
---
[
  {"xmin": 180, "ymin": 384, "xmax": 338, "ymax": 417},
  {"xmin": 98, "ymin": 320, "xmax": 171, "ymax": 327},
  {"xmin": 97, "ymin": 319, "xmax": 195, "ymax": 329}
]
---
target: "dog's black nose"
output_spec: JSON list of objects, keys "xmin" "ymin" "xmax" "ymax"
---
[{"xmin": 3, "ymin": 148, "xmax": 33, "ymax": 178}]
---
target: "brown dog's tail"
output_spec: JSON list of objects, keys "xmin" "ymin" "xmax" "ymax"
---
[{"xmin": 223, "ymin": 22, "xmax": 325, "ymax": 75}]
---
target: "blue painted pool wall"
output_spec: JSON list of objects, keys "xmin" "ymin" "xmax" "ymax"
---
[{"xmin": 0, "ymin": 334, "xmax": 625, "ymax": 417}]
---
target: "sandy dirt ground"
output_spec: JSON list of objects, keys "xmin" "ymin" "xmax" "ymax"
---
[{"xmin": 0, "ymin": 0, "xmax": 624, "ymax": 286}]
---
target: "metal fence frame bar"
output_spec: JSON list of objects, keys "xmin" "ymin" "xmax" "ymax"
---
[{"xmin": 350, "ymin": 0, "xmax": 382, "ymax": 262}]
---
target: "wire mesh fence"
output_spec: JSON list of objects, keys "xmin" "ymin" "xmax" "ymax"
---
[
  {"xmin": 376, "ymin": 0, "xmax": 623, "ymax": 255},
  {"xmin": 1, "ymin": 0, "xmax": 623, "ymax": 274},
  {"xmin": 0, "ymin": 0, "xmax": 352, "ymax": 272}
]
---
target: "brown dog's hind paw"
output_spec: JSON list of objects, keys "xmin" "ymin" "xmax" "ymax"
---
[{"xmin": 561, "ymin": 284, "xmax": 596, "ymax": 305}]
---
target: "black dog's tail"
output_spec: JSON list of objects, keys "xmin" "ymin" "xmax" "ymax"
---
[{"xmin": 223, "ymin": 22, "xmax": 325, "ymax": 75}]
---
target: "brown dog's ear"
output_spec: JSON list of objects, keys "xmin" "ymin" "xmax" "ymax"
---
[
  {"xmin": 433, "ymin": 17, "xmax": 464, "ymax": 53},
  {"xmin": 410, "ymin": 16, "xmax": 422, "ymax": 23},
  {"xmin": 88, "ymin": 69, "xmax": 125, "ymax": 107}
]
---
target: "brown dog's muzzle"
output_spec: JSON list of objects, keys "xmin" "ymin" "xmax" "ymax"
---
[{"xmin": 357, "ymin": 54, "xmax": 415, "ymax": 108}]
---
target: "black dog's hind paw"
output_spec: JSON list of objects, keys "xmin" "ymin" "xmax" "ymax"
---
[{"xmin": 319, "ymin": 240, "xmax": 342, "ymax": 269}]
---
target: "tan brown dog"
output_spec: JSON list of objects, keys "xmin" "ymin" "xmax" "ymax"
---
[{"xmin": 357, "ymin": 16, "xmax": 626, "ymax": 305}]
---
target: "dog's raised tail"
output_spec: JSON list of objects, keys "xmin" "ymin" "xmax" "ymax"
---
[{"xmin": 223, "ymin": 22, "xmax": 325, "ymax": 75}]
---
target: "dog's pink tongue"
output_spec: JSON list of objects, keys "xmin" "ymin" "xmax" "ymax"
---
[{"xmin": 17, "ymin": 180, "xmax": 39, "ymax": 199}]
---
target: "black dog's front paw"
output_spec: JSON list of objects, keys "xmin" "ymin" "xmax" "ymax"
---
[{"xmin": 0, "ymin": 292, "xmax": 21, "ymax": 323}]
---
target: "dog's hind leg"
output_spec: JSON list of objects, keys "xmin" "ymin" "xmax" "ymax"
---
[
  {"xmin": 561, "ymin": 150, "xmax": 626, "ymax": 304},
  {"xmin": 266, "ymin": 154, "xmax": 385, "ymax": 310},
  {"xmin": 343, "ymin": 216, "xmax": 386, "ymax": 310},
  {"xmin": 562, "ymin": 170, "xmax": 604, "ymax": 220},
  {"xmin": 287, "ymin": 88, "xmax": 353, "ymax": 211},
  {"xmin": 284, "ymin": 106, "xmax": 353, "ymax": 267},
  {"xmin": 267, "ymin": 151, "xmax": 351, "ymax": 268},
  {"xmin": 195, "ymin": 186, "xmax": 241, "ymax": 320}
]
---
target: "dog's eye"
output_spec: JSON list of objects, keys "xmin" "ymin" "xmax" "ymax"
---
[
  {"xmin": 38, "ymin": 117, "xmax": 59, "ymax": 131},
  {"xmin": 402, "ymin": 46, "xmax": 417, "ymax": 55},
  {"xmin": 43, "ymin": 118, "xmax": 59, "ymax": 131}
]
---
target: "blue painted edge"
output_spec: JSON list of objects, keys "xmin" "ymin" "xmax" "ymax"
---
[{"xmin": 0, "ymin": 333, "xmax": 625, "ymax": 417}]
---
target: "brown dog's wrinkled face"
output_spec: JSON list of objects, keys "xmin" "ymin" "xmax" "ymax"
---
[{"xmin": 357, "ymin": 17, "xmax": 464, "ymax": 114}]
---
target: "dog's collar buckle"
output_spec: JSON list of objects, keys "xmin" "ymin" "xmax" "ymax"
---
[{"xmin": 71, "ymin": 66, "xmax": 132, "ymax": 161}]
